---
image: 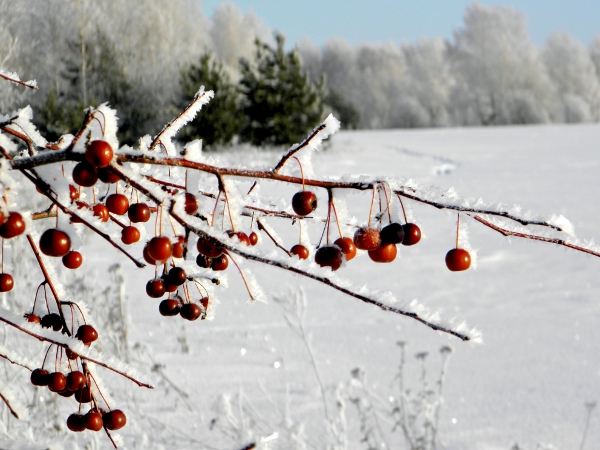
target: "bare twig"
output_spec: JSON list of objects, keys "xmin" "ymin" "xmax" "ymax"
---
[
  {"xmin": 273, "ymin": 123, "xmax": 327, "ymax": 173},
  {"xmin": 0, "ymin": 71, "xmax": 38, "ymax": 90},
  {"xmin": 0, "ymin": 353, "xmax": 32, "ymax": 371},
  {"xmin": 256, "ymin": 218, "xmax": 291, "ymax": 256},
  {"xmin": 0, "ymin": 391, "xmax": 20, "ymax": 418}
]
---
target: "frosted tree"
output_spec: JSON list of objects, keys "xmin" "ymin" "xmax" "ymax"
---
[
  {"xmin": 543, "ymin": 32, "xmax": 600, "ymax": 122},
  {"xmin": 450, "ymin": 3, "xmax": 553, "ymax": 125}
]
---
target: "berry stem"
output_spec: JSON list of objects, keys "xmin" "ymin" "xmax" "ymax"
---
[
  {"xmin": 397, "ymin": 193, "xmax": 409, "ymax": 224},
  {"xmin": 1, "ymin": 238, "xmax": 3, "ymax": 273},
  {"xmin": 225, "ymin": 251, "xmax": 255, "ymax": 302},
  {"xmin": 330, "ymin": 192, "xmax": 343, "ymax": 239},
  {"xmin": 368, "ymin": 185, "xmax": 377, "ymax": 227},
  {"xmin": 217, "ymin": 174, "xmax": 235, "ymax": 232},
  {"xmin": 381, "ymin": 182, "xmax": 392, "ymax": 223},
  {"xmin": 92, "ymin": 110, "xmax": 106, "ymax": 137},
  {"xmin": 210, "ymin": 191, "xmax": 222, "ymax": 228},
  {"xmin": 456, "ymin": 214, "xmax": 461, "ymax": 249},
  {"xmin": 293, "ymin": 157, "xmax": 306, "ymax": 191}
]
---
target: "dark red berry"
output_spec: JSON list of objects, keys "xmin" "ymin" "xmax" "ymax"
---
[
  {"xmin": 196, "ymin": 236, "xmax": 223, "ymax": 258},
  {"xmin": 196, "ymin": 253, "xmax": 212, "ymax": 268},
  {"xmin": 226, "ymin": 230, "xmax": 250, "ymax": 246},
  {"xmin": 146, "ymin": 279, "xmax": 165, "ymax": 298},
  {"xmin": 30, "ymin": 368, "xmax": 49, "ymax": 386},
  {"xmin": 172, "ymin": 240, "xmax": 185, "ymax": 258},
  {"xmin": 66, "ymin": 371, "xmax": 85, "ymax": 392},
  {"xmin": 62, "ymin": 251, "xmax": 83, "ymax": 269},
  {"xmin": 402, "ymin": 223, "xmax": 421, "ymax": 246},
  {"xmin": 92, "ymin": 204, "xmax": 109, "ymax": 222},
  {"xmin": 445, "ymin": 248, "xmax": 471, "ymax": 271},
  {"xmin": 25, "ymin": 313, "xmax": 41, "ymax": 324},
  {"xmin": 69, "ymin": 184, "xmax": 80, "ymax": 201},
  {"xmin": 292, "ymin": 191, "xmax": 318, "ymax": 216},
  {"xmin": 84, "ymin": 410, "xmax": 104, "ymax": 431},
  {"xmin": 57, "ymin": 388, "xmax": 75, "ymax": 398},
  {"xmin": 143, "ymin": 246, "xmax": 164, "ymax": 266},
  {"xmin": 200, "ymin": 297, "xmax": 209, "ymax": 310},
  {"xmin": 249, "ymin": 232, "xmax": 259, "ymax": 246},
  {"xmin": 353, "ymin": 227, "xmax": 381, "ymax": 251},
  {"xmin": 39, "ymin": 228, "xmax": 71, "ymax": 257},
  {"xmin": 47, "ymin": 372, "xmax": 67, "ymax": 392},
  {"xmin": 168, "ymin": 267, "xmax": 187, "ymax": 286},
  {"xmin": 162, "ymin": 276, "xmax": 178, "ymax": 293},
  {"xmin": 76, "ymin": 324, "xmax": 98, "ymax": 345},
  {"xmin": 128, "ymin": 203, "xmax": 151, "ymax": 223},
  {"xmin": 75, "ymin": 386, "xmax": 92, "ymax": 403},
  {"xmin": 0, "ymin": 212, "xmax": 25, "ymax": 239},
  {"xmin": 97, "ymin": 166, "xmax": 121, "ymax": 183},
  {"xmin": 72, "ymin": 162, "xmax": 98, "ymax": 187},
  {"xmin": 41, "ymin": 313, "xmax": 63, "ymax": 331},
  {"xmin": 103, "ymin": 409, "xmax": 127, "ymax": 430},
  {"xmin": 65, "ymin": 348, "xmax": 78, "ymax": 360},
  {"xmin": 368, "ymin": 243, "xmax": 397, "ymax": 263},
  {"xmin": 147, "ymin": 236, "xmax": 172, "ymax": 261},
  {"xmin": 159, "ymin": 299, "xmax": 180, "ymax": 317},
  {"xmin": 85, "ymin": 140, "xmax": 113, "ymax": 168},
  {"xmin": 121, "ymin": 226, "xmax": 140, "ymax": 245},
  {"xmin": 106, "ymin": 193, "xmax": 129, "ymax": 215},
  {"xmin": 315, "ymin": 245, "xmax": 344, "ymax": 271},
  {"xmin": 180, "ymin": 303, "xmax": 203, "ymax": 321},
  {"xmin": 334, "ymin": 237, "xmax": 357, "ymax": 261},
  {"xmin": 0, "ymin": 273, "xmax": 13, "ymax": 292},
  {"xmin": 290, "ymin": 244, "xmax": 309, "ymax": 259},
  {"xmin": 67, "ymin": 413, "xmax": 86, "ymax": 432},
  {"xmin": 184, "ymin": 193, "xmax": 198, "ymax": 215},
  {"xmin": 380, "ymin": 223, "xmax": 405, "ymax": 244},
  {"xmin": 211, "ymin": 254, "xmax": 228, "ymax": 271}
]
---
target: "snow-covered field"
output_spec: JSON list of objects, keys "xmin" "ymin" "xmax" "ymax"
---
[{"xmin": 4, "ymin": 123, "xmax": 600, "ymax": 449}]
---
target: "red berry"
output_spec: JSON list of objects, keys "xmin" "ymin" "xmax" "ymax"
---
[
  {"xmin": 445, "ymin": 248, "xmax": 471, "ymax": 271},
  {"xmin": 39, "ymin": 228, "xmax": 71, "ymax": 257},
  {"xmin": 103, "ymin": 409, "xmax": 127, "ymax": 430},
  {"xmin": 65, "ymin": 348, "xmax": 78, "ymax": 360},
  {"xmin": 41, "ymin": 313, "xmax": 63, "ymax": 331},
  {"xmin": 106, "ymin": 193, "xmax": 129, "ymax": 215},
  {"xmin": 143, "ymin": 246, "xmax": 164, "ymax": 266},
  {"xmin": 290, "ymin": 244, "xmax": 309, "ymax": 259},
  {"xmin": 47, "ymin": 372, "xmax": 67, "ymax": 392},
  {"xmin": 147, "ymin": 236, "xmax": 173, "ymax": 261},
  {"xmin": 353, "ymin": 227, "xmax": 381, "ymax": 251},
  {"xmin": 380, "ymin": 223, "xmax": 405, "ymax": 244},
  {"xmin": 146, "ymin": 279, "xmax": 165, "ymax": 298},
  {"xmin": 62, "ymin": 251, "xmax": 83, "ymax": 269},
  {"xmin": 249, "ymin": 232, "xmax": 259, "ymax": 246},
  {"xmin": 200, "ymin": 297, "xmax": 209, "ymax": 310},
  {"xmin": 72, "ymin": 162, "xmax": 98, "ymax": 187},
  {"xmin": 196, "ymin": 254, "xmax": 212, "ymax": 268},
  {"xmin": 184, "ymin": 193, "xmax": 199, "ymax": 215},
  {"xmin": 196, "ymin": 236, "xmax": 223, "ymax": 258},
  {"xmin": 292, "ymin": 191, "xmax": 318, "ymax": 216},
  {"xmin": 162, "ymin": 276, "xmax": 178, "ymax": 293},
  {"xmin": 76, "ymin": 324, "xmax": 98, "ymax": 345},
  {"xmin": 69, "ymin": 184, "xmax": 80, "ymax": 201},
  {"xmin": 226, "ymin": 230, "xmax": 250, "ymax": 246},
  {"xmin": 25, "ymin": 313, "xmax": 41, "ymax": 324},
  {"xmin": 211, "ymin": 254, "xmax": 229, "ymax": 271},
  {"xmin": 0, "ymin": 273, "xmax": 13, "ymax": 292},
  {"xmin": 128, "ymin": 203, "xmax": 151, "ymax": 223},
  {"xmin": 84, "ymin": 410, "xmax": 104, "ymax": 431},
  {"xmin": 92, "ymin": 203, "xmax": 109, "ymax": 222},
  {"xmin": 334, "ymin": 237, "xmax": 357, "ymax": 261},
  {"xmin": 315, "ymin": 245, "xmax": 344, "ymax": 271},
  {"xmin": 402, "ymin": 223, "xmax": 421, "ymax": 246},
  {"xmin": 75, "ymin": 386, "xmax": 93, "ymax": 403},
  {"xmin": 97, "ymin": 166, "xmax": 121, "ymax": 183},
  {"xmin": 159, "ymin": 299, "xmax": 180, "ymax": 317},
  {"xmin": 57, "ymin": 388, "xmax": 75, "ymax": 398},
  {"xmin": 0, "ymin": 212, "xmax": 25, "ymax": 239},
  {"xmin": 180, "ymin": 303, "xmax": 203, "ymax": 321},
  {"xmin": 121, "ymin": 226, "xmax": 140, "ymax": 245},
  {"xmin": 30, "ymin": 368, "xmax": 49, "ymax": 386},
  {"xmin": 85, "ymin": 140, "xmax": 113, "ymax": 168},
  {"xmin": 66, "ymin": 371, "xmax": 85, "ymax": 392},
  {"xmin": 168, "ymin": 267, "xmax": 187, "ymax": 286},
  {"xmin": 67, "ymin": 413, "xmax": 86, "ymax": 432},
  {"xmin": 368, "ymin": 243, "xmax": 397, "ymax": 263}
]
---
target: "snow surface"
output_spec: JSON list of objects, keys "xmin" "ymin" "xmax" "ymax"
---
[{"xmin": 2, "ymin": 123, "xmax": 600, "ymax": 449}]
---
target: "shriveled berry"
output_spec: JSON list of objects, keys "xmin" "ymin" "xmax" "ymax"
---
[
  {"xmin": 25, "ymin": 313, "xmax": 41, "ymax": 324},
  {"xmin": 41, "ymin": 313, "xmax": 63, "ymax": 331}
]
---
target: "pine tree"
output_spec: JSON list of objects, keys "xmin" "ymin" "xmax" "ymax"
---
[
  {"xmin": 180, "ymin": 53, "xmax": 243, "ymax": 148},
  {"xmin": 239, "ymin": 33, "xmax": 324, "ymax": 146}
]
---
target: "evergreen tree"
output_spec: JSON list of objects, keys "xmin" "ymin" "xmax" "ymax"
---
[
  {"xmin": 239, "ymin": 33, "xmax": 324, "ymax": 146},
  {"xmin": 180, "ymin": 53, "xmax": 242, "ymax": 147}
]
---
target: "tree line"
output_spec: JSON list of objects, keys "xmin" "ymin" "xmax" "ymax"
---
[{"xmin": 1, "ymin": 0, "xmax": 599, "ymax": 148}]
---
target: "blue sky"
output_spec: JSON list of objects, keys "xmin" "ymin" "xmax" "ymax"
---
[{"xmin": 199, "ymin": 1, "xmax": 600, "ymax": 47}]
